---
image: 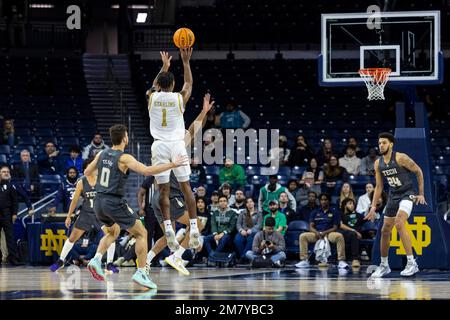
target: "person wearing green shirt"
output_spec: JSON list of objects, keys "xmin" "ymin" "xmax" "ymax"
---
[
  {"xmin": 263, "ymin": 200, "xmax": 288, "ymax": 235},
  {"xmin": 219, "ymin": 157, "xmax": 246, "ymax": 191}
]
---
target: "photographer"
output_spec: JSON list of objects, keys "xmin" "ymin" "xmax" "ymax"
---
[{"xmin": 245, "ymin": 217, "xmax": 286, "ymax": 267}]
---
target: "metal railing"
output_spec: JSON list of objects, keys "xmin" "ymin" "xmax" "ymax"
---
[{"xmin": 17, "ymin": 190, "xmax": 58, "ymax": 225}]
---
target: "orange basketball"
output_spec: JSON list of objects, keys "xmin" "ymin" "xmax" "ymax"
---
[{"xmin": 173, "ymin": 28, "xmax": 195, "ymax": 49}]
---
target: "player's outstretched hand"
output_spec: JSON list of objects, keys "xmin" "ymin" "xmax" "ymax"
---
[
  {"xmin": 414, "ymin": 195, "xmax": 427, "ymax": 205},
  {"xmin": 364, "ymin": 207, "xmax": 377, "ymax": 222},
  {"xmin": 202, "ymin": 93, "xmax": 215, "ymax": 113},
  {"xmin": 160, "ymin": 51, "xmax": 172, "ymax": 70},
  {"xmin": 172, "ymin": 154, "xmax": 190, "ymax": 167},
  {"xmin": 180, "ymin": 47, "xmax": 193, "ymax": 64}
]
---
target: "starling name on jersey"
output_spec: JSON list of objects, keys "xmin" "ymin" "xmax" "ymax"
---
[{"xmin": 382, "ymin": 168, "xmax": 398, "ymax": 176}]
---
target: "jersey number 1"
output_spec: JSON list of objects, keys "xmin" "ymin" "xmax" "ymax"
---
[
  {"xmin": 162, "ymin": 108, "xmax": 167, "ymax": 127},
  {"xmin": 100, "ymin": 168, "xmax": 111, "ymax": 188}
]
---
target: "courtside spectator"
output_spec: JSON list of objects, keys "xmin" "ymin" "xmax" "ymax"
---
[
  {"xmin": 300, "ymin": 158, "xmax": 324, "ymax": 184},
  {"xmin": 195, "ymin": 185, "xmax": 207, "ymax": 198},
  {"xmin": 208, "ymin": 190, "xmax": 220, "ymax": 212},
  {"xmin": 316, "ymin": 138, "xmax": 335, "ymax": 166},
  {"xmin": 63, "ymin": 145, "xmax": 83, "ymax": 173},
  {"xmin": 82, "ymin": 133, "xmax": 109, "ymax": 160},
  {"xmin": 246, "ymin": 216, "xmax": 286, "ymax": 267},
  {"xmin": 219, "ymin": 182, "xmax": 236, "ymax": 206},
  {"xmin": 196, "ymin": 197, "xmax": 211, "ymax": 235},
  {"xmin": 356, "ymin": 183, "xmax": 374, "ymax": 215},
  {"xmin": 287, "ymin": 179, "xmax": 300, "ymax": 203},
  {"xmin": 296, "ymin": 193, "xmax": 348, "ymax": 269},
  {"xmin": 1, "ymin": 119, "xmax": 17, "ymax": 147},
  {"xmin": 323, "ymin": 155, "xmax": 349, "ymax": 195},
  {"xmin": 190, "ymin": 156, "xmax": 206, "ymax": 186},
  {"xmin": 288, "ymin": 135, "xmax": 314, "ymax": 167},
  {"xmin": 49, "ymin": 167, "xmax": 79, "ymax": 214},
  {"xmin": 360, "ymin": 147, "xmax": 378, "ymax": 176},
  {"xmin": 263, "ymin": 200, "xmax": 287, "ymax": 236},
  {"xmin": 338, "ymin": 182, "xmax": 356, "ymax": 207},
  {"xmin": 278, "ymin": 192, "xmax": 296, "ymax": 222},
  {"xmin": 204, "ymin": 195, "xmax": 237, "ymax": 256},
  {"xmin": 258, "ymin": 174, "xmax": 296, "ymax": 214},
  {"xmin": 347, "ymin": 137, "xmax": 365, "ymax": 158},
  {"xmin": 66, "ymin": 228, "xmax": 103, "ymax": 267},
  {"xmin": 219, "ymin": 157, "xmax": 246, "ymax": 191},
  {"xmin": 234, "ymin": 198, "xmax": 263, "ymax": 262},
  {"xmin": 339, "ymin": 145, "xmax": 361, "ymax": 175},
  {"xmin": 295, "ymin": 191, "xmax": 319, "ymax": 222},
  {"xmin": 268, "ymin": 135, "xmax": 290, "ymax": 167},
  {"xmin": 339, "ymin": 198, "xmax": 364, "ymax": 267},
  {"xmin": 38, "ymin": 141, "xmax": 63, "ymax": 175},
  {"xmin": 12, "ymin": 149, "xmax": 40, "ymax": 200},
  {"xmin": 297, "ymin": 172, "xmax": 322, "ymax": 207},
  {"xmin": 230, "ymin": 189, "xmax": 246, "ymax": 215},
  {"xmin": 219, "ymin": 101, "xmax": 251, "ymax": 129}
]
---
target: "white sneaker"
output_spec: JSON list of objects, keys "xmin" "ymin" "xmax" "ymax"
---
[
  {"xmin": 189, "ymin": 228, "xmax": 201, "ymax": 249},
  {"xmin": 159, "ymin": 259, "xmax": 168, "ymax": 267},
  {"xmin": 338, "ymin": 260, "xmax": 349, "ymax": 269},
  {"xmin": 371, "ymin": 264, "xmax": 391, "ymax": 278},
  {"xmin": 165, "ymin": 229, "xmax": 180, "ymax": 251},
  {"xmin": 113, "ymin": 257, "xmax": 125, "ymax": 267},
  {"xmin": 400, "ymin": 260, "xmax": 419, "ymax": 277},
  {"xmin": 164, "ymin": 254, "xmax": 190, "ymax": 276},
  {"xmin": 121, "ymin": 260, "xmax": 136, "ymax": 267},
  {"xmin": 295, "ymin": 260, "xmax": 310, "ymax": 269}
]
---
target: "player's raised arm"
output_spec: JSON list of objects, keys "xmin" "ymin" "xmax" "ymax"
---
[
  {"xmin": 179, "ymin": 47, "xmax": 193, "ymax": 106},
  {"xmin": 84, "ymin": 151, "xmax": 102, "ymax": 177},
  {"xmin": 185, "ymin": 93, "xmax": 215, "ymax": 147},
  {"xmin": 65, "ymin": 179, "xmax": 83, "ymax": 229},
  {"xmin": 120, "ymin": 153, "xmax": 189, "ymax": 177},
  {"xmin": 151, "ymin": 51, "xmax": 172, "ymax": 90},
  {"xmin": 396, "ymin": 153, "xmax": 427, "ymax": 205},
  {"xmin": 365, "ymin": 159, "xmax": 384, "ymax": 221}
]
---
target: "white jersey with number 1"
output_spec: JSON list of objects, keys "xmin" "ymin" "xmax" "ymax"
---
[{"xmin": 148, "ymin": 91, "xmax": 185, "ymax": 141}]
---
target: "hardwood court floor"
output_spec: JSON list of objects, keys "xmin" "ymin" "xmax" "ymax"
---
[{"xmin": 1, "ymin": 265, "xmax": 450, "ymax": 300}]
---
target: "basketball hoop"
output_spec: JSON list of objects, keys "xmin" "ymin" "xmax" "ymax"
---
[{"xmin": 358, "ymin": 68, "xmax": 391, "ymax": 101}]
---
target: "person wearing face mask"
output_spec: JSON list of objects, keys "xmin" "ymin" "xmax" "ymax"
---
[
  {"xmin": 49, "ymin": 167, "xmax": 79, "ymax": 215},
  {"xmin": 258, "ymin": 174, "xmax": 296, "ymax": 214},
  {"xmin": 82, "ymin": 133, "xmax": 109, "ymax": 160}
]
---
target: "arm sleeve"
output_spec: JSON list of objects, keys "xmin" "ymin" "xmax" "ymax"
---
[
  {"xmin": 252, "ymin": 232, "xmax": 262, "ymax": 253},
  {"xmin": 356, "ymin": 196, "xmax": 365, "ymax": 214},
  {"xmin": 219, "ymin": 168, "xmax": 226, "ymax": 185},
  {"xmin": 285, "ymin": 189, "xmax": 297, "ymax": 210},
  {"xmin": 251, "ymin": 212, "xmax": 263, "ymax": 233},
  {"xmin": 239, "ymin": 111, "xmax": 251, "ymax": 129},
  {"xmin": 210, "ymin": 212, "xmax": 218, "ymax": 234},
  {"xmin": 258, "ymin": 188, "xmax": 264, "ymax": 212},
  {"xmin": 14, "ymin": 183, "xmax": 32, "ymax": 209},
  {"xmin": 236, "ymin": 213, "xmax": 244, "ymax": 232},
  {"xmin": 10, "ymin": 184, "xmax": 19, "ymax": 216},
  {"xmin": 280, "ymin": 212, "xmax": 287, "ymax": 230},
  {"xmin": 274, "ymin": 233, "xmax": 286, "ymax": 252},
  {"xmin": 226, "ymin": 212, "xmax": 237, "ymax": 234},
  {"xmin": 236, "ymin": 165, "xmax": 246, "ymax": 185}
]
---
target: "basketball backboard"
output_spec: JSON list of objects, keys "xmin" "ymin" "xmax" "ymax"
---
[{"xmin": 319, "ymin": 10, "xmax": 443, "ymax": 86}]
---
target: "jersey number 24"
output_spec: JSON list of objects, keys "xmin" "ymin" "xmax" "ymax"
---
[{"xmin": 387, "ymin": 176, "xmax": 403, "ymax": 187}]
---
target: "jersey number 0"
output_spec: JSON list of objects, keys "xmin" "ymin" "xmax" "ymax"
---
[{"xmin": 100, "ymin": 168, "xmax": 111, "ymax": 188}]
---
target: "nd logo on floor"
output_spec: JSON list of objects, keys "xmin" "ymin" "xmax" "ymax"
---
[
  {"xmin": 40, "ymin": 229, "xmax": 68, "ymax": 256},
  {"xmin": 390, "ymin": 216, "xmax": 431, "ymax": 255}
]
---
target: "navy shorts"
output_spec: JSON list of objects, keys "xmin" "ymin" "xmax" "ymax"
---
[
  {"xmin": 94, "ymin": 194, "xmax": 138, "ymax": 230},
  {"xmin": 384, "ymin": 194, "xmax": 415, "ymax": 218},
  {"xmin": 73, "ymin": 210, "xmax": 102, "ymax": 232}
]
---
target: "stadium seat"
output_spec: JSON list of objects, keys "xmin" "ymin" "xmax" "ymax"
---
[
  {"xmin": 291, "ymin": 166, "xmax": 306, "ymax": 175},
  {"xmin": 204, "ymin": 166, "xmax": 220, "ymax": 175},
  {"xmin": 0, "ymin": 145, "xmax": 11, "ymax": 155},
  {"xmin": 34, "ymin": 128, "xmax": 54, "ymax": 137},
  {"xmin": 245, "ymin": 165, "xmax": 261, "ymax": 175},
  {"xmin": 0, "ymin": 154, "xmax": 7, "ymax": 164},
  {"xmin": 285, "ymin": 221, "xmax": 310, "ymax": 254},
  {"xmin": 206, "ymin": 174, "xmax": 219, "ymax": 185},
  {"xmin": 39, "ymin": 174, "xmax": 62, "ymax": 194},
  {"xmin": 17, "ymin": 136, "xmax": 36, "ymax": 146}
]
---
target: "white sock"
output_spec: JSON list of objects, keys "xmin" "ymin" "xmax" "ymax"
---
[
  {"xmin": 164, "ymin": 220, "xmax": 173, "ymax": 232},
  {"xmin": 147, "ymin": 250, "xmax": 156, "ymax": 264},
  {"xmin": 59, "ymin": 240, "xmax": 74, "ymax": 261},
  {"xmin": 381, "ymin": 256, "xmax": 389, "ymax": 266},
  {"xmin": 106, "ymin": 242, "xmax": 116, "ymax": 264},
  {"xmin": 138, "ymin": 267, "xmax": 146, "ymax": 274},
  {"xmin": 407, "ymin": 255, "xmax": 415, "ymax": 263},
  {"xmin": 190, "ymin": 219, "xmax": 198, "ymax": 231},
  {"xmin": 94, "ymin": 253, "xmax": 103, "ymax": 261},
  {"xmin": 174, "ymin": 247, "xmax": 186, "ymax": 259}
]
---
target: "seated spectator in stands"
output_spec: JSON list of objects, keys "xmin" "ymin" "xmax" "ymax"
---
[
  {"xmin": 234, "ymin": 198, "xmax": 263, "ymax": 261},
  {"xmin": 356, "ymin": 183, "xmax": 374, "ymax": 216},
  {"xmin": 219, "ymin": 157, "xmax": 246, "ymax": 191},
  {"xmin": 316, "ymin": 138, "xmax": 335, "ymax": 166},
  {"xmin": 190, "ymin": 156, "xmax": 206, "ymax": 186},
  {"xmin": 246, "ymin": 217, "xmax": 286, "ymax": 267},
  {"xmin": 219, "ymin": 182, "xmax": 236, "ymax": 206},
  {"xmin": 295, "ymin": 193, "xmax": 348, "ymax": 269},
  {"xmin": 12, "ymin": 149, "xmax": 40, "ymax": 201},
  {"xmin": 300, "ymin": 158, "xmax": 324, "ymax": 185},
  {"xmin": 297, "ymin": 172, "xmax": 322, "ymax": 207},
  {"xmin": 338, "ymin": 198, "xmax": 364, "ymax": 268},
  {"xmin": 204, "ymin": 105, "xmax": 221, "ymax": 130},
  {"xmin": 208, "ymin": 190, "xmax": 220, "ymax": 212},
  {"xmin": 49, "ymin": 167, "xmax": 79, "ymax": 214},
  {"xmin": 287, "ymin": 179, "xmax": 300, "ymax": 202},
  {"xmin": 195, "ymin": 185, "xmax": 207, "ymax": 198},
  {"xmin": 295, "ymin": 191, "xmax": 319, "ymax": 222},
  {"xmin": 219, "ymin": 101, "xmax": 251, "ymax": 129},
  {"xmin": 339, "ymin": 145, "xmax": 361, "ymax": 175},
  {"xmin": 258, "ymin": 174, "xmax": 296, "ymax": 214},
  {"xmin": 268, "ymin": 135, "xmax": 290, "ymax": 167},
  {"xmin": 230, "ymin": 189, "xmax": 246, "ymax": 215},
  {"xmin": 1, "ymin": 119, "xmax": 17, "ymax": 147},
  {"xmin": 38, "ymin": 141, "xmax": 63, "ymax": 175},
  {"xmin": 347, "ymin": 137, "xmax": 365, "ymax": 159},
  {"xmin": 323, "ymin": 155, "xmax": 349, "ymax": 195},
  {"xmin": 338, "ymin": 182, "xmax": 356, "ymax": 208},
  {"xmin": 288, "ymin": 135, "xmax": 314, "ymax": 167},
  {"xmin": 263, "ymin": 200, "xmax": 287, "ymax": 236},
  {"xmin": 204, "ymin": 195, "xmax": 237, "ymax": 256},
  {"xmin": 196, "ymin": 197, "xmax": 211, "ymax": 236},
  {"xmin": 278, "ymin": 192, "xmax": 296, "ymax": 221},
  {"xmin": 63, "ymin": 145, "xmax": 83, "ymax": 173},
  {"xmin": 66, "ymin": 227, "xmax": 103, "ymax": 267},
  {"xmin": 82, "ymin": 133, "xmax": 109, "ymax": 160},
  {"xmin": 360, "ymin": 147, "xmax": 378, "ymax": 176}
]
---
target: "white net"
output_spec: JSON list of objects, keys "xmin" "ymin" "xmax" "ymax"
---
[{"xmin": 359, "ymin": 68, "xmax": 391, "ymax": 101}]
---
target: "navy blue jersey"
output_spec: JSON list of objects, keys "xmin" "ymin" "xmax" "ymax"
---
[
  {"xmin": 378, "ymin": 152, "xmax": 415, "ymax": 199},
  {"xmin": 80, "ymin": 176, "xmax": 96, "ymax": 214},
  {"xmin": 54, "ymin": 179, "xmax": 77, "ymax": 212},
  {"xmin": 96, "ymin": 149, "xmax": 129, "ymax": 197}
]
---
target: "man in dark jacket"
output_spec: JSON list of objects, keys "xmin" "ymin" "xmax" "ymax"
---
[
  {"xmin": 12, "ymin": 149, "xmax": 40, "ymax": 200},
  {"xmin": 38, "ymin": 141, "xmax": 62, "ymax": 175}
]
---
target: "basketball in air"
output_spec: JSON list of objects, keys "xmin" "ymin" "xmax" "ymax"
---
[{"xmin": 173, "ymin": 28, "xmax": 195, "ymax": 49}]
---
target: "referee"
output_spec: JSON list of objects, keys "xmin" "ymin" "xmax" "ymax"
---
[{"xmin": 0, "ymin": 165, "xmax": 21, "ymax": 265}]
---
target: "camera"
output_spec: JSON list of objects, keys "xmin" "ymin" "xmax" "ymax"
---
[{"xmin": 265, "ymin": 240, "xmax": 272, "ymax": 246}]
